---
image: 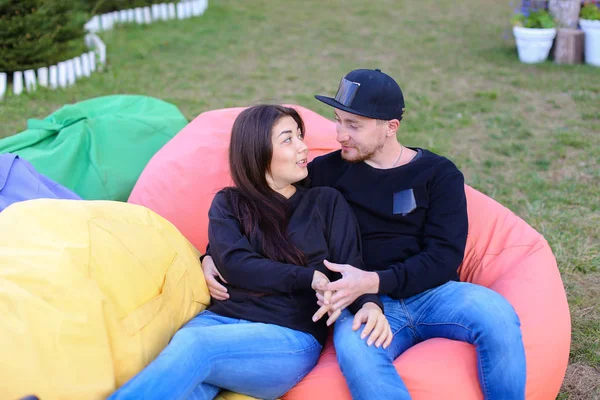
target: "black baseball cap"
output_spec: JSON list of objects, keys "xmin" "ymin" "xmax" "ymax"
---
[{"xmin": 315, "ymin": 68, "xmax": 405, "ymax": 121}]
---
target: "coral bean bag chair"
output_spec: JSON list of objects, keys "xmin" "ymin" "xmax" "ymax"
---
[
  {"xmin": 0, "ymin": 153, "xmax": 81, "ymax": 211},
  {"xmin": 0, "ymin": 199, "xmax": 210, "ymax": 400},
  {"xmin": 0, "ymin": 95, "xmax": 188, "ymax": 201},
  {"xmin": 129, "ymin": 105, "xmax": 570, "ymax": 400},
  {"xmin": 129, "ymin": 105, "xmax": 340, "ymax": 253}
]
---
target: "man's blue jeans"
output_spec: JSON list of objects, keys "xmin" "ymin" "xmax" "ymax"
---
[
  {"xmin": 334, "ymin": 281, "xmax": 526, "ymax": 400},
  {"xmin": 109, "ymin": 310, "xmax": 322, "ymax": 400}
]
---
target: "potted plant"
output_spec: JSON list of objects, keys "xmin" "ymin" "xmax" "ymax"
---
[
  {"xmin": 580, "ymin": 1, "xmax": 600, "ymax": 66},
  {"xmin": 512, "ymin": 1, "xmax": 558, "ymax": 63}
]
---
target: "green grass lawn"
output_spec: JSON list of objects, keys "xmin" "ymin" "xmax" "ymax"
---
[{"xmin": 1, "ymin": 0, "xmax": 599, "ymax": 397}]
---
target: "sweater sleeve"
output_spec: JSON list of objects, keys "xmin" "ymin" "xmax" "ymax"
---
[
  {"xmin": 376, "ymin": 168, "xmax": 468, "ymax": 299},
  {"xmin": 322, "ymin": 190, "xmax": 384, "ymax": 314},
  {"xmin": 208, "ymin": 192, "xmax": 315, "ymax": 294}
]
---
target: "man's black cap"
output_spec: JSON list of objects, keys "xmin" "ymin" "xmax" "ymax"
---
[{"xmin": 315, "ymin": 68, "xmax": 405, "ymax": 121}]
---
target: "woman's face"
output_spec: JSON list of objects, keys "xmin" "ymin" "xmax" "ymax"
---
[{"xmin": 267, "ymin": 115, "xmax": 309, "ymax": 191}]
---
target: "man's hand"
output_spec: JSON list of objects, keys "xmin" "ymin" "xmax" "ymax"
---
[
  {"xmin": 201, "ymin": 256, "xmax": 229, "ymax": 300},
  {"xmin": 353, "ymin": 302, "xmax": 393, "ymax": 349},
  {"xmin": 323, "ymin": 260, "xmax": 380, "ymax": 312}
]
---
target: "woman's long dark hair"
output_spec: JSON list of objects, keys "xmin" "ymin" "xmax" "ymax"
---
[{"xmin": 224, "ymin": 105, "xmax": 307, "ymax": 266}]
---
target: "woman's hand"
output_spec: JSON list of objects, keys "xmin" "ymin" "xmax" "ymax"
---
[
  {"xmin": 201, "ymin": 256, "xmax": 229, "ymax": 300},
  {"xmin": 315, "ymin": 290, "xmax": 343, "ymax": 326},
  {"xmin": 353, "ymin": 302, "xmax": 393, "ymax": 349},
  {"xmin": 311, "ymin": 271, "xmax": 340, "ymax": 324}
]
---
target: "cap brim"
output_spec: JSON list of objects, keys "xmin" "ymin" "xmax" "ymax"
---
[{"xmin": 314, "ymin": 95, "xmax": 379, "ymax": 120}]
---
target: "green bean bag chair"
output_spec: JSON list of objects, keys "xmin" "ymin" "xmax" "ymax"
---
[{"xmin": 0, "ymin": 95, "xmax": 187, "ymax": 201}]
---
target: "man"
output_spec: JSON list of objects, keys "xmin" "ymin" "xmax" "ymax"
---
[{"xmin": 202, "ymin": 69, "xmax": 526, "ymax": 399}]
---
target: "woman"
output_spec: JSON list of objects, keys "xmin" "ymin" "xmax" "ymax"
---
[{"xmin": 109, "ymin": 105, "xmax": 391, "ymax": 400}]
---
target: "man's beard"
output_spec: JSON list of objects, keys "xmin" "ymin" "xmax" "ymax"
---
[{"xmin": 340, "ymin": 140, "xmax": 384, "ymax": 163}]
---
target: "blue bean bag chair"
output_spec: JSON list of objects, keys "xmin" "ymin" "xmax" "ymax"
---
[{"xmin": 0, "ymin": 153, "xmax": 81, "ymax": 211}]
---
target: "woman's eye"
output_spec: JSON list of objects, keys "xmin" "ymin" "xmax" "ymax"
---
[
  {"xmin": 349, "ymin": 125, "xmax": 358, "ymax": 130},
  {"xmin": 283, "ymin": 137, "xmax": 292, "ymax": 143}
]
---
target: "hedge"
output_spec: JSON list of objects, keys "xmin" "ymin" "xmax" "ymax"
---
[
  {"xmin": 0, "ymin": 0, "xmax": 87, "ymax": 74},
  {"xmin": 86, "ymin": 0, "xmax": 174, "ymax": 15}
]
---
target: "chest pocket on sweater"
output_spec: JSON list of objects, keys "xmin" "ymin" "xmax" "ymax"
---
[{"xmin": 392, "ymin": 187, "xmax": 429, "ymax": 216}]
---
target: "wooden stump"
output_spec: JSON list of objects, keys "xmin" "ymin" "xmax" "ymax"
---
[{"xmin": 554, "ymin": 28, "xmax": 585, "ymax": 64}]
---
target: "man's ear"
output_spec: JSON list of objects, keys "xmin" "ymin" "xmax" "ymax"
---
[{"xmin": 386, "ymin": 119, "xmax": 400, "ymax": 137}]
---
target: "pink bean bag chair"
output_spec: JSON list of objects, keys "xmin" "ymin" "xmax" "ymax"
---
[
  {"xmin": 129, "ymin": 105, "xmax": 339, "ymax": 254},
  {"xmin": 129, "ymin": 105, "xmax": 570, "ymax": 400}
]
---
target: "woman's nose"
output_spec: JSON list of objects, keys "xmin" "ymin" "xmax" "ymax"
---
[{"xmin": 297, "ymin": 139, "xmax": 308, "ymax": 154}]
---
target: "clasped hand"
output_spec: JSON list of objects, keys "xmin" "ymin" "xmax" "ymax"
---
[
  {"xmin": 202, "ymin": 256, "xmax": 392, "ymax": 349},
  {"xmin": 311, "ymin": 261, "xmax": 392, "ymax": 349}
]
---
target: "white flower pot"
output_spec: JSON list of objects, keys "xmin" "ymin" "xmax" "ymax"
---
[
  {"xmin": 580, "ymin": 19, "xmax": 600, "ymax": 67},
  {"xmin": 513, "ymin": 26, "xmax": 557, "ymax": 64}
]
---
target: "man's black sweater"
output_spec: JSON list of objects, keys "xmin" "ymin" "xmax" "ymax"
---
[
  {"xmin": 308, "ymin": 148, "xmax": 468, "ymax": 299},
  {"xmin": 207, "ymin": 186, "xmax": 382, "ymax": 345}
]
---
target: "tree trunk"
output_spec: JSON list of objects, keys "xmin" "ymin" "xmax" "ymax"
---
[{"xmin": 548, "ymin": 0, "xmax": 582, "ymax": 29}]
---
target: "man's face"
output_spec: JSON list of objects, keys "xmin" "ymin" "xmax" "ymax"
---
[{"xmin": 333, "ymin": 109, "xmax": 387, "ymax": 163}]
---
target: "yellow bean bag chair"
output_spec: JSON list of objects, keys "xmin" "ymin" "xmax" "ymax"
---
[{"xmin": 0, "ymin": 199, "xmax": 210, "ymax": 400}]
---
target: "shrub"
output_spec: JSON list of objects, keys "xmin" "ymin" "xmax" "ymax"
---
[
  {"xmin": 512, "ymin": 9, "xmax": 557, "ymax": 28},
  {"xmin": 85, "ymin": 0, "xmax": 173, "ymax": 15},
  {"xmin": 580, "ymin": 1, "xmax": 600, "ymax": 20},
  {"xmin": 0, "ymin": 0, "xmax": 87, "ymax": 74},
  {"xmin": 512, "ymin": 1, "xmax": 557, "ymax": 28}
]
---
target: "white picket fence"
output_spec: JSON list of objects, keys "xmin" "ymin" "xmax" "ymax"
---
[
  {"xmin": 0, "ymin": 0, "xmax": 208, "ymax": 101},
  {"xmin": 85, "ymin": 0, "xmax": 208, "ymax": 32},
  {"xmin": 0, "ymin": 34, "xmax": 104, "ymax": 100}
]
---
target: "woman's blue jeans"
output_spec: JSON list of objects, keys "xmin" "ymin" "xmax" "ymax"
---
[{"xmin": 108, "ymin": 310, "xmax": 322, "ymax": 400}]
